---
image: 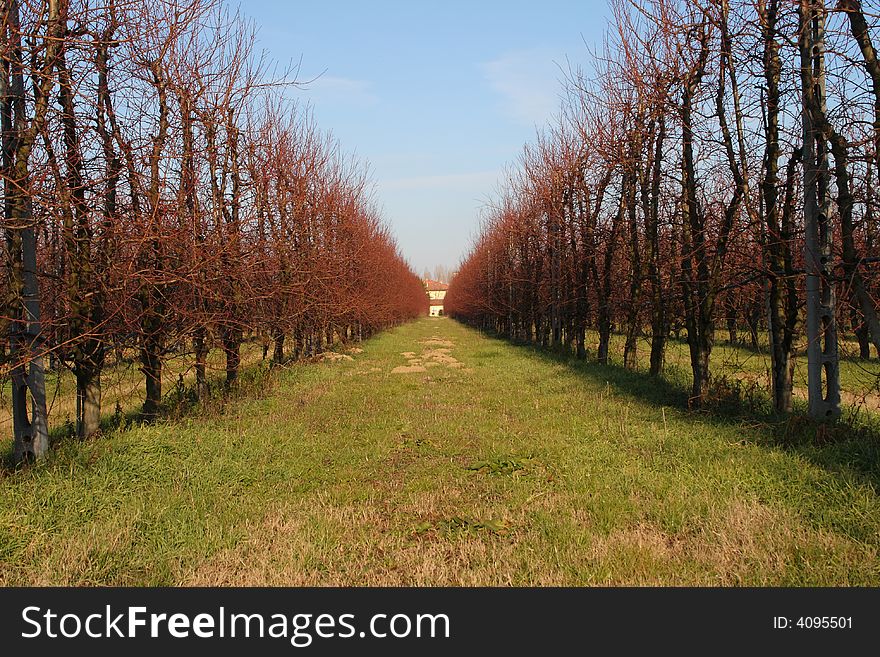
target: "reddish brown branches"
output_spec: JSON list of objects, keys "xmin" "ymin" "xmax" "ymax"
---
[
  {"xmin": 447, "ymin": 0, "xmax": 880, "ymax": 411},
  {"xmin": 1, "ymin": 0, "xmax": 425, "ymax": 457}
]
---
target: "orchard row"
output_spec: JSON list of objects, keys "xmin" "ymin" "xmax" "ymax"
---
[
  {"xmin": 447, "ymin": 0, "xmax": 879, "ymax": 410},
  {"xmin": 1, "ymin": 0, "xmax": 427, "ymax": 460}
]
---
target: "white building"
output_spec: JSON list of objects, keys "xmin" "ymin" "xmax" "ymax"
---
[{"xmin": 425, "ymin": 279, "xmax": 448, "ymax": 316}]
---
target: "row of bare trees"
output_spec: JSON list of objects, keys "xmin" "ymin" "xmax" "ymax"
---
[
  {"xmin": 2, "ymin": 0, "xmax": 427, "ymax": 462},
  {"xmin": 446, "ymin": 0, "xmax": 880, "ymax": 412}
]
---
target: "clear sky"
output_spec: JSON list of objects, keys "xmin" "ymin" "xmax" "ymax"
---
[{"xmin": 239, "ymin": 0, "xmax": 611, "ymax": 277}]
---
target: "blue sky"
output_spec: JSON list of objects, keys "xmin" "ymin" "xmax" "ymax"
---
[{"xmin": 240, "ymin": 1, "xmax": 611, "ymax": 276}]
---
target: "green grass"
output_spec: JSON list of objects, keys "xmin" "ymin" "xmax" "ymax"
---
[{"xmin": 1, "ymin": 316, "xmax": 878, "ymax": 585}]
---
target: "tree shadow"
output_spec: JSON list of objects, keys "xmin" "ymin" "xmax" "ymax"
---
[{"xmin": 493, "ymin": 332, "xmax": 880, "ymax": 492}]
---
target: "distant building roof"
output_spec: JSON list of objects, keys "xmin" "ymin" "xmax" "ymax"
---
[
  {"xmin": 429, "ymin": 298, "xmax": 444, "ymax": 306},
  {"xmin": 425, "ymin": 279, "xmax": 449, "ymax": 291}
]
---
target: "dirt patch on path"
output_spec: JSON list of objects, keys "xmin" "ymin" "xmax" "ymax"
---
[
  {"xmin": 420, "ymin": 339, "xmax": 455, "ymax": 349},
  {"xmin": 390, "ymin": 335, "xmax": 465, "ymax": 374},
  {"xmin": 392, "ymin": 365, "xmax": 427, "ymax": 374}
]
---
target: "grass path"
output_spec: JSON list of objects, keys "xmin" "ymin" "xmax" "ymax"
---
[{"xmin": 1, "ymin": 317, "xmax": 878, "ymax": 585}]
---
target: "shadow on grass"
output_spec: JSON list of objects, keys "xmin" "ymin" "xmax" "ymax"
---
[{"xmin": 484, "ymin": 329, "xmax": 880, "ymax": 492}]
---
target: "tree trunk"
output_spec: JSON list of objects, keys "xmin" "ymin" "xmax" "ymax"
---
[
  {"xmin": 223, "ymin": 328, "xmax": 241, "ymax": 387},
  {"xmin": 748, "ymin": 310, "xmax": 760, "ymax": 350},
  {"xmin": 141, "ymin": 339, "xmax": 162, "ymax": 419},
  {"xmin": 76, "ymin": 361, "xmax": 102, "ymax": 439},
  {"xmin": 649, "ymin": 325, "xmax": 665, "ymax": 376},
  {"xmin": 597, "ymin": 317, "xmax": 611, "ymax": 366},
  {"xmin": 693, "ymin": 342, "xmax": 711, "ymax": 405},
  {"xmin": 725, "ymin": 296, "xmax": 738, "ymax": 344},
  {"xmin": 623, "ymin": 166, "xmax": 642, "ymax": 370},
  {"xmin": 194, "ymin": 328, "xmax": 208, "ymax": 399},
  {"xmin": 623, "ymin": 320, "xmax": 639, "ymax": 369},
  {"xmin": 598, "ymin": 187, "xmax": 624, "ymax": 366},
  {"xmin": 576, "ymin": 326, "xmax": 586, "ymax": 360},
  {"xmin": 646, "ymin": 119, "xmax": 666, "ymax": 377},
  {"xmin": 760, "ymin": 0, "xmax": 798, "ymax": 413},
  {"xmin": 679, "ymin": 25, "xmax": 712, "ymax": 408},
  {"xmin": 853, "ymin": 307, "xmax": 871, "ymax": 360},
  {"xmin": 800, "ymin": 0, "xmax": 841, "ymax": 419},
  {"xmin": 138, "ymin": 58, "xmax": 170, "ymax": 421},
  {"xmin": 2, "ymin": 0, "xmax": 62, "ymax": 461},
  {"xmin": 272, "ymin": 330, "xmax": 285, "ymax": 365}
]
